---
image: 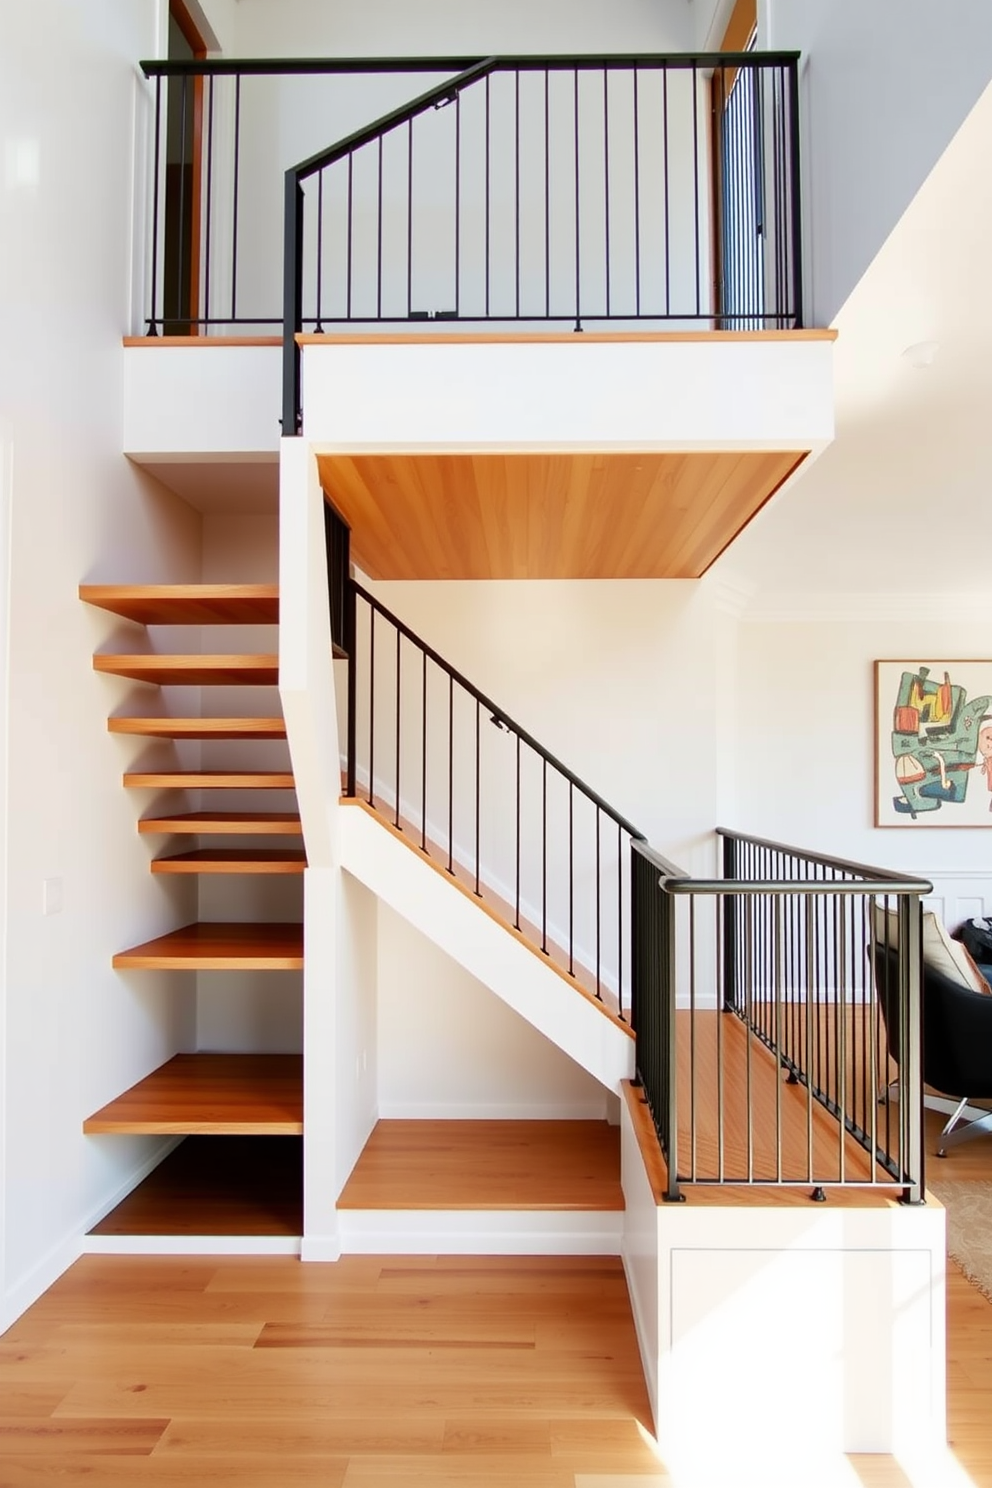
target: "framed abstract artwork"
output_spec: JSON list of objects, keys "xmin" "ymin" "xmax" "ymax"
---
[{"xmin": 875, "ymin": 661, "xmax": 992, "ymax": 826}]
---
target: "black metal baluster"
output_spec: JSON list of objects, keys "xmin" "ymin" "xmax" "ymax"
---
[
  {"xmin": 175, "ymin": 75, "xmax": 188, "ymax": 330},
  {"xmin": 346, "ymin": 582, "xmax": 357, "ymax": 799},
  {"xmin": 204, "ymin": 75, "xmax": 214, "ymax": 328},
  {"xmin": 568, "ymin": 783, "xmax": 574, "ymax": 975},
  {"xmin": 595, "ymin": 809, "xmax": 601, "ymax": 998},
  {"xmin": 315, "ymin": 169, "xmax": 324, "ymax": 332},
  {"xmin": 377, "ymin": 135, "xmax": 384, "ymax": 320},
  {"xmin": 662, "ymin": 66, "xmax": 670, "ymax": 316},
  {"xmin": 149, "ymin": 76, "xmax": 162, "ymax": 333},
  {"xmin": 788, "ymin": 58, "xmax": 803, "ymax": 326},
  {"xmin": 692, "ymin": 61, "xmax": 700, "ymax": 317},
  {"xmin": 573, "ymin": 68, "xmax": 581, "ymax": 329},
  {"xmin": 455, "ymin": 91, "xmax": 461, "ymax": 317},
  {"xmin": 231, "ymin": 74, "xmax": 241, "ymax": 323},
  {"xmin": 541, "ymin": 757, "xmax": 548, "ymax": 951},
  {"xmin": 347, "ymin": 153, "xmax": 354, "ymax": 320},
  {"xmin": 474, "ymin": 697, "xmax": 481, "ymax": 895},
  {"xmin": 514, "ymin": 69, "xmax": 521, "ymax": 317},
  {"xmin": 485, "ymin": 73, "xmax": 491, "ymax": 317},
  {"xmin": 515, "ymin": 734, "xmax": 521, "ymax": 929},
  {"xmin": 407, "ymin": 121, "xmax": 413, "ymax": 318},
  {"xmin": 544, "ymin": 69, "xmax": 551, "ymax": 317},
  {"xmin": 447, "ymin": 673, "xmax": 454, "ymax": 874},
  {"xmin": 421, "ymin": 649, "xmax": 427, "ymax": 851},
  {"xmin": 394, "ymin": 627, "xmax": 401, "ymax": 827},
  {"xmin": 603, "ymin": 68, "xmax": 610, "ymax": 317},
  {"xmin": 633, "ymin": 67, "xmax": 641, "ymax": 318},
  {"xmin": 617, "ymin": 820, "xmax": 623, "ymax": 1019},
  {"xmin": 368, "ymin": 606, "xmax": 375, "ymax": 806}
]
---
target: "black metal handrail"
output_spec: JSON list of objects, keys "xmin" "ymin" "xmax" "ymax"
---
[
  {"xmin": 281, "ymin": 49, "xmax": 802, "ymax": 428},
  {"xmin": 343, "ymin": 575, "xmax": 644, "ymax": 1016},
  {"xmin": 632, "ymin": 831, "xmax": 930, "ymax": 1203}
]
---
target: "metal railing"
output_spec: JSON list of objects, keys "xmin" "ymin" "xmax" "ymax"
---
[
  {"xmin": 342, "ymin": 573, "xmax": 644, "ymax": 1018},
  {"xmin": 633, "ymin": 830, "xmax": 930, "ymax": 1203}
]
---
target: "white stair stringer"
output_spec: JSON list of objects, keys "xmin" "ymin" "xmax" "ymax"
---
[{"xmin": 339, "ymin": 802, "xmax": 635, "ymax": 1093}]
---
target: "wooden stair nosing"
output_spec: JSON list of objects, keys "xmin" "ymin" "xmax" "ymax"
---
[
  {"xmin": 341, "ymin": 795, "xmax": 634, "ymax": 1039},
  {"xmin": 82, "ymin": 1053, "xmax": 303, "ymax": 1135},
  {"xmin": 124, "ymin": 771, "xmax": 297, "ymax": 790},
  {"xmin": 79, "ymin": 584, "xmax": 279, "ymax": 626},
  {"xmin": 151, "ymin": 849, "xmax": 307, "ymax": 874},
  {"xmin": 112, "ymin": 921, "xmax": 304, "ymax": 971},
  {"xmin": 138, "ymin": 811, "xmax": 302, "ymax": 835},
  {"xmin": 108, "ymin": 717, "xmax": 286, "ymax": 739},
  {"xmin": 94, "ymin": 654, "xmax": 279, "ymax": 686}
]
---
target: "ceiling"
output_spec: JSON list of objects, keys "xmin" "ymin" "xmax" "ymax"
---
[
  {"xmin": 714, "ymin": 77, "xmax": 992, "ymax": 608},
  {"xmin": 317, "ymin": 450, "xmax": 805, "ymax": 581}
]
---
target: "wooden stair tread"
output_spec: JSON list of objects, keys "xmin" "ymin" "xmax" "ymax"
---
[
  {"xmin": 342, "ymin": 794, "xmax": 633, "ymax": 1037},
  {"xmin": 82, "ymin": 1054, "xmax": 303, "ymax": 1134},
  {"xmin": 138, "ymin": 811, "xmax": 302, "ymax": 834},
  {"xmin": 79, "ymin": 584, "xmax": 279, "ymax": 625},
  {"xmin": 94, "ymin": 654, "xmax": 278, "ymax": 685},
  {"xmin": 152, "ymin": 849, "xmax": 307, "ymax": 874},
  {"xmin": 124, "ymin": 771, "xmax": 296, "ymax": 789},
  {"xmin": 112, "ymin": 922, "xmax": 304, "ymax": 970},
  {"xmin": 108, "ymin": 717, "xmax": 286, "ymax": 739}
]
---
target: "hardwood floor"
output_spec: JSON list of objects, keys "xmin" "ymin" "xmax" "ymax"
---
[{"xmin": 1, "ymin": 1251, "xmax": 990, "ymax": 1486}]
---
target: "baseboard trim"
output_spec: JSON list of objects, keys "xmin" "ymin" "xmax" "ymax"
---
[
  {"xmin": 80, "ymin": 1234, "xmax": 301, "ymax": 1257},
  {"xmin": 375, "ymin": 1102, "xmax": 609, "ymax": 1120},
  {"xmin": 337, "ymin": 1208, "xmax": 623, "ymax": 1255}
]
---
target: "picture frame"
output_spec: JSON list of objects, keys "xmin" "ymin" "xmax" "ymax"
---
[{"xmin": 875, "ymin": 660, "xmax": 992, "ymax": 827}]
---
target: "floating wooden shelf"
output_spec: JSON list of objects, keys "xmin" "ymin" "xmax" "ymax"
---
[
  {"xmin": 79, "ymin": 584, "xmax": 279, "ymax": 626},
  {"xmin": 138, "ymin": 811, "xmax": 302, "ymax": 834},
  {"xmin": 112, "ymin": 922, "xmax": 304, "ymax": 970},
  {"xmin": 152, "ymin": 849, "xmax": 307, "ymax": 875},
  {"xmin": 87, "ymin": 1135, "xmax": 303, "ymax": 1235},
  {"xmin": 108, "ymin": 717, "xmax": 286, "ymax": 739},
  {"xmin": 82, "ymin": 1054, "xmax": 303, "ymax": 1134},
  {"xmin": 124, "ymin": 770, "xmax": 296, "ymax": 790},
  {"xmin": 94, "ymin": 654, "xmax": 278, "ymax": 686}
]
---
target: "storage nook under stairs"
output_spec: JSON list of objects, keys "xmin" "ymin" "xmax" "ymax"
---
[{"xmin": 79, "ymin": 584, "xmax": 304, "ymax": 1246}]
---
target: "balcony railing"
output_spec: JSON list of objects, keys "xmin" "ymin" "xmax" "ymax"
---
[{"xmin": 136, "ymin": 52, "xmax": 802, "ymax": 365}]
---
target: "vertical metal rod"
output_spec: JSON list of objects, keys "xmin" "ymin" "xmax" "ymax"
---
[
  {"xmin": 514, "ymin": 69, "xmax": 521, "ymax": 317},
  {"xmin": 406, "ymin": 121, "xmax": 413, "ymax": 317},
  {"xmin": 368, "ymin": 607, "xmax": 376, "ymax": 806},
  {"xmin": 376, "ymin": 135, "xmax": 384, "ymax": 320},
  {"xmin": 515, "ymin": 735, "xmax": 521, "ymax": 930},
  {"xmin": 568, "ymin": 784, "xmax": 574, "ymax": 975},
  {"xmin": 315, "ymin": 170, "xmax": 324, "ymax": 331},
  {"xmin": 632, "ymin": 67, "xmax": 641, "ymax": 317},
  {"xmin": 805, "ymin": 894, "xmax": 815, "ymax": 1184},
  {"xmin": 664, "ymin": 888, "xmax": 680, "ymax": 1200},
  {"xmin": 745, "ymin": 896, "xmax": 753, "ymax": 1182},
  {"xmin": 787, "ymin": 58, "xmax": 803, "ymax": 326},
  {"xmin": 150, "ymin": 77, "xmax": 163, "ymax": 332},
  {"xmin": 281, "ymin": 171, "xmax": 303, "ymax": 436},
  {"xmin": 691, "ymin": 61, "xmax": 700, "ymax": 316},
  {"xmin": 717, "ymin": 889, "xmax": 725, "ymax": 1182},
  {"xmin": 573, "ymin": 68, "xmax": 581, "ymax": 329},
  {"xmin": 544, "ymin": 69, "xmax": 551, "ymax": 316},
  {"xmin": 662, "ymin": 66, "xmax": 670, "ymax": 316},
  {"xmin": 902, "ymin": 893, "xmax": 923, "ymax": 1201},
  {"xmin": 394, "ymin": 627, "xmax": 401, "ymax": 828},
  {"xmin": 447, "ymin": 673, "xmax": 454, "ymax": 873},
  {"xmin": 774, "ymin": 895, "xmax": 783, "ymax": 1183},
  {"xmin": 204, "ymin": 76, "xmax": 214, "ymax": 327},
  {"xmin": 345, "ymin": 583, "xmax": 357, "ymax": 799},
  {"xmin": 603, "ymin": 68, "xmax": 611, "ymax": 317},
  {"xmin": 617, "ymin": 820, "xmax": 623, "ymax": 1019},
  {"xmin": 689, "ymin": 895, "xmax": 697, "ymax": 1181},
  {"xmin": 176, "ymin": 75, "xmax": 189, "ymax": 327},
  {"xmin": 347, "ymin": 153, "xmax": 354, "ymax": 319},
  {"xmin": 420, "ymin": 649, "xmax": 427, "ymax": 851},
  {"xmin": 231, "ymin": 74, "xmax": 241, "ymax": 321},
  {"xmin": 474, "ymin": 697, "xmax": 481, "ymax": 895},
  {"xmin": 595, "ymin": 809, "xmax": 601, "ymax": 998},
  {"xmin": 455, "ymin": 92, "xmax": 461, "ymax": 317},
  {"xmin": 541, "ymin": 758, "xmax": 548, "ymax": 951},
  {"xmin": 838, "ymin": 890, "xmax": 847, "ymax": 1183},
  {"xmin": 485, "ymin": 73, "xmax": 491, "ymax": 316}
]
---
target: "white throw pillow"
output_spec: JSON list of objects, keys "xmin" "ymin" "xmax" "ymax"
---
[{"xmin": 872, "ymin": 903, "xmax": 991, "ymax": 994}]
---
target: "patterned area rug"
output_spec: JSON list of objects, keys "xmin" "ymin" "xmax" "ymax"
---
[{"xmin": 927, "ymin": 1178, "xmax": 992, "ymax": 1302}]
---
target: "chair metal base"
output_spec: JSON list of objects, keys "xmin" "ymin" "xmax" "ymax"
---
[{"xmin": 937, "ymin": 1098, "xmax": 992, "ymax": 1156}]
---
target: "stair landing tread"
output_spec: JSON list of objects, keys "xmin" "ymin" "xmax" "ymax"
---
[
  {"xmin": 79, "ymin": 584, "xmax": 279, "ymax": 626},
  {"xmin": 139, "ymin": 811, "xmax": 302, "ymax": 834},
  {"xmin": 83, "ymin": 1053, "xmax": 303, "ymax": 1135},
  {"xmin": 112, "ymin": 921, "xmax": 304, "ymax": 970},
  {"xmin": 109, "ymin": 717, "xmax": 286, "ymax": 739},
  {"xmin": 94, "ymin": 654, "xmax": 278, "ymax": 685},
  {"xmin": 152, "ymin": 849, "xmax": 307, "ymax": 874},
  {"xmin": 124, "ymin": 771, "xmax": 296, "ymax": 789}
]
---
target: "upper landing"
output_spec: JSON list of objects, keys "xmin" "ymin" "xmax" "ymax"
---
[{"xmin": 122, "ymin": 328, "xmax": 835, "ymax": 579}]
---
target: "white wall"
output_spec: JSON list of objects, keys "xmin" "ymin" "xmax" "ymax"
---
[
  {"xmin": 377, "ymin": 903, "xmax": 610, "ymax": 1118},
  {"xmin": 0, "ymin": 0, "xmax": 205, "ymax": 1329},
  {"xmin": 737, "ymin": 608, "xmax": 992, "ymax": 885},
  {"xmin": 764, "ymin": 0, "xmax": 992, "ymax": 325}
]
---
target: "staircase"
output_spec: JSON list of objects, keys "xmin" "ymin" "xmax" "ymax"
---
[{"xmin": 79, "ymin": 583, "xmax": 304, "ymax": 1243}]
